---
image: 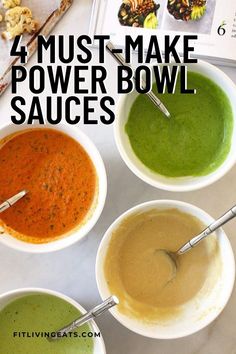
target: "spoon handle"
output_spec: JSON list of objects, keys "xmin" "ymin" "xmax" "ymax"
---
[
  {"xmin": 177, "ymin": 205, "xmax": 236, "ymax": 255},
  {"xmin": 0, "ymin": 190, "xmax": 28, "ymax": 213},
  {"xmin": 106, "ymin": 41, "xmax": 170, "ymax": 118},
  {"xmin": 50, "ymin": 296, "xmax": 119, "ymax": 340}
]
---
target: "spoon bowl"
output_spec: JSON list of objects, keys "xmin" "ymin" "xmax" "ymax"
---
[
  {"xmin": 158, "ymin": 203, "xmax": 236, "ymax": 284},
  {"xmin": 155, "ymin": 249, "xmax": 178, "ymax": 284}
]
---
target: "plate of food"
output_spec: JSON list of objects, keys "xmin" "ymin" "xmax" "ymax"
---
[
  {"xmin": 167, "ymin": 0, "xmax": 207, "ymax": 21},
  {"xmin": 117, "ymin": 0, "xmax": 161, "ymax": 29}
]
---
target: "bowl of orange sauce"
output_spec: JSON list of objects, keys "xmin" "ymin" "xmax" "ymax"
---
[{"xmin": 0, "ymin": 123, "xmax": 107, "ymax": 253}]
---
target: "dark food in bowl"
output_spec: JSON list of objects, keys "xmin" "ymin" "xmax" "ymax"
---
[
  {"xmin": 118, "ymin": 0, "xmax": 160, "ymax": 28},
  {"xmin": 167, "ymin": 0, "xmax": 207, "ymax": 21}
]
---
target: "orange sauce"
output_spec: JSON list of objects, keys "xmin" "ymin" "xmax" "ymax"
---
[{"xmin": 0, "ymin": 129, "xmax": 97, "ymax": 243}]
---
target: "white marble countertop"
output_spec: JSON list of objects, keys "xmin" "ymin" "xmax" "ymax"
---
[{"xmin": 0, "ymin": 1, "xmax": 236, "ymax": 353}]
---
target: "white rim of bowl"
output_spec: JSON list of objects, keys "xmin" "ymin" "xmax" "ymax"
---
[
  {"xmin": 114, "ymin": 60, "xmax": 236, "ymax": 192},
  {"xmin": 0, "ymin": 287, "xmax": 106, "ymax": 353},
  {"xmin": 0, "ymin": 123, "xmax": 107, "ymax": 253},
  {"xmin": 96, "ymin": 199, "xmax": 236, "ymax": 339}
]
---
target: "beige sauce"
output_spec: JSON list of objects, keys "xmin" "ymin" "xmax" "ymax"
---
[{"xmin": 104, "ymin": 209, "xmax": 221, "ymax": 321}]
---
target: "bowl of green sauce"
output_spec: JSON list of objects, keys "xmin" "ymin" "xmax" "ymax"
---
[
  {"xmin": 115, "ymin": 61, "xmax": 236, "ymax": 191},
  {"xmin": 0, "ymin": 288, "xmax": 106, "ymax": 354}
]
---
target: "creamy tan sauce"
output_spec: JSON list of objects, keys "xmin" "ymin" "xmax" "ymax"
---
[{"xmin": 104, "ymin": 209, "xmax": 221, "ymax": 321}]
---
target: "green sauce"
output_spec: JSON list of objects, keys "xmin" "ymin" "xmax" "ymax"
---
[
  {"xmin": 0, "ymin": 294, "xmax": 94, "ymax": 354},
  {"xmin": 126, "ymin": 72, "xmax": 233, "ymax": 177}
]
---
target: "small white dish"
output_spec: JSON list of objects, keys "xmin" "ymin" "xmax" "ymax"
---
[
  {"xmin": 0, "ymin": 122, "xmax": 107, "ymax": 253},
  {"xmin": 114, "ymin": 60, "xmax": 236, "ymax": 192},
  {"xmin": 96, "ymin": 200, "xmax": 235, "ymax": 339},
  {"xmin": 0, "ymin": 287, "xmax": 106, "ymax": 353}
]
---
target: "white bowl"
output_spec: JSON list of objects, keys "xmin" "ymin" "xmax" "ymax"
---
[
  {"xmin": 0, "ymin": 287, "xmax": 106, "ymax": 353},
  {"xmin": 96, "ymin": 200, "xmax": 235, "ymax": 339},
  {"xmin": 115, "ymin": 61, "xmax": 236, "ymax": 192},
  {"xmin": 0, "ymin": 123, "xmax": 107, "ymax": 253}
]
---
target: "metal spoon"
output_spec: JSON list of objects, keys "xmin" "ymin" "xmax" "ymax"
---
[
  {"xmin": 49, "ymin": 296, "xmax": 119, "ymax": 341},
  {"xmin": 106, "ymin": 41, "xmax": 171, "ymax": 118},
  {"xmin": 0, "ymin": 190, "xmax": 28, "ymax": 213},
  {"xmin": 160, "ymin": 204, "xmax": 236, "ymax": 280}
]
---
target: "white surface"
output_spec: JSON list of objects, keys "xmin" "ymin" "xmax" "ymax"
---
[{"xmin": 0, "ymin": 0, "xmax": 236, "ymax": 353}]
